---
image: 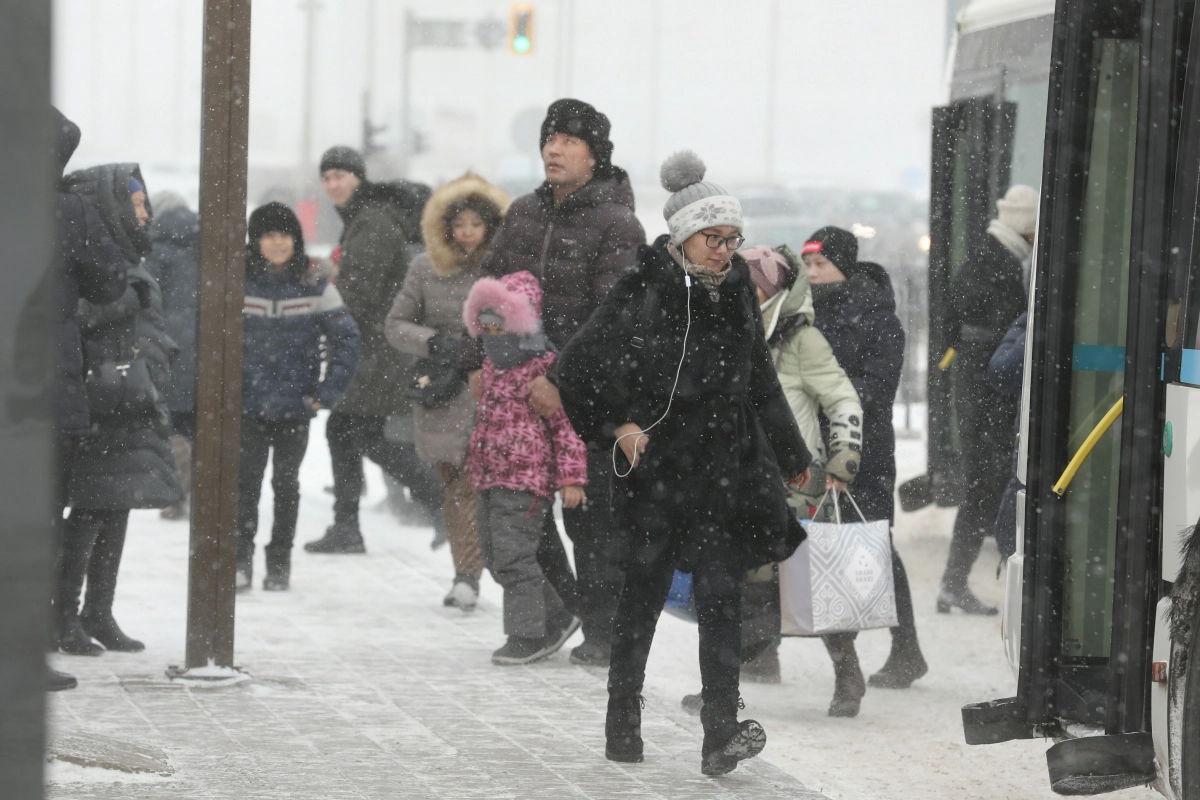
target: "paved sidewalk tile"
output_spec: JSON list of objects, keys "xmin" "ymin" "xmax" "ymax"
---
[{"xmin": 47, "ymin": 510, "xmax": 831, "ymax": 799}]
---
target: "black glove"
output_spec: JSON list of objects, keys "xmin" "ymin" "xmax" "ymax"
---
[{"xmin": 427, "ymin": 333, "xmax": 459, "ymax": 363}]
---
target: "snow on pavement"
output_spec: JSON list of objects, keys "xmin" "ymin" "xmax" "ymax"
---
[{"xmin": 46, "ymin": 414, "xmax": 1157, "ymax": 799}]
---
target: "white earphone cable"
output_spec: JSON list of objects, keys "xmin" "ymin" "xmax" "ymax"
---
[{"xmin": 613, "ymin": 273, "xmax": 692, "ymax": 478}]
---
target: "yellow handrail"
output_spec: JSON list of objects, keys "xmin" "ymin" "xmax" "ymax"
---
[
  {"xmin": 939, "ymin": 347, "xmax": 956, "ymax": 371},
  {"xmin": 1052, "ymin": 396, "xmax": 1124, "ymax": 497}
]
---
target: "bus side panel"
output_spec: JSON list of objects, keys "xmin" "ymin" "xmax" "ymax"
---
[{"xmin": 1162, "ymin": 382, "xmax": 1200, "ymax": 583}]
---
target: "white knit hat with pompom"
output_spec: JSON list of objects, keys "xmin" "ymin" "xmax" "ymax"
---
[{"xmin": 660, "ymin": 151, "xmax": 743, "ymax": 245}]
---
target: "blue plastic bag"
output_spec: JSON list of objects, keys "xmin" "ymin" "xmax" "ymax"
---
[{"xmin": 663, "ymin": 570, "xmax": 697, "ymax": 622}]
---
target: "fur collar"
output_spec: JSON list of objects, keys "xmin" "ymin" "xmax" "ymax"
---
[{"xmin": 422, "ymin": 173, "xmax": 510, "ymax": 278}]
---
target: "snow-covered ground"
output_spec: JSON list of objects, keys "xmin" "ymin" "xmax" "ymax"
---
[{"xmin": 48, "ymin": 411, "xmax": 1158, "ymax": 799}]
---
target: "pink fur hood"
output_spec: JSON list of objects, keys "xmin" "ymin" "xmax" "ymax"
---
[{"xmin": 463, "ymin": 270, "xmax": 543, "ymax": 336}]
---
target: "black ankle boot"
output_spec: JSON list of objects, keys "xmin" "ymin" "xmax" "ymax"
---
[
  {"xmin": 824, "ymin": 634, "xmax": 865, "ymax": 717},
  {"xmin": 700, "ymin": 694, "xmax": 766, "ymax": 776},
  {"xmin": 263, "ymin": 547, "xmax": 291, "ymax": 591},
  {"xmin": 936, "ymin": 585, "xmax": 999, "ymax": 615},
  {"xmin": 57, "ymin": 616, "xmax": 103, "ymax": 656},
  {"xmin": 81, "ymin": 612, "xmax": 144, "ymax": 652},
  {"xmin": 868, "ymin": 638, "xmax": 928, "ymax": 689},
  {"xmin": 605, "ymin": 694, "xmax": 644, "ymax": 763}
]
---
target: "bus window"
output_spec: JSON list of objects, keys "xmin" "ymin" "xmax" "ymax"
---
[
  {"xmin": 1006, "ymin": 78, "xmax": 1050, "ymax": 191},
  {"xmin": 1060, "ymin": 37, "xmax": 1139, "ymax": 662}
]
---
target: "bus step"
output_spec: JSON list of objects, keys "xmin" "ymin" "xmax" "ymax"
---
[
  {"xmin": 961, "ymin": 697, "xmax": 1039, "ymax": 745},
  {"xmin": 1046, "ymin": 732, "xmax": 1156, "ymax": 796}
]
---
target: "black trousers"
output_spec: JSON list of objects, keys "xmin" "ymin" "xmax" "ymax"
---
[
  {"xmin": 943, "ymin": 353, "xmax": 1018, "ymax": 591},
  {"xmin": 326, "ymin": 411, "xmax": 444, "ymax": 525},
  {"xmin": 58, "ymin": 508, "xmax": 131, "ymax": 623},
  {"xmin": 608, "ymin": 524, "xmax": 744, "ymax": 703},
  {"xmin": 560, "ymin": 448, "xmax": 625, "ymax": 646},
  {"xmin": 238, "ymin": 417, "xmax": 310, "ymax": 569}
]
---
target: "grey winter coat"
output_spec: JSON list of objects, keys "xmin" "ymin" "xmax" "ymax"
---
[
  {"xmin": 68, "ymin": 265, "xmax": 183, "ymax": 509},
  {"xmin": 386, "ymin": 174, "xmax": 510, "ymax": 467}
]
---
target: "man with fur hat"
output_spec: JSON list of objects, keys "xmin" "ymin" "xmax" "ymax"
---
[
  {"xmin": 464, "ymin": 99, "xmax": 646, "ymax": 667},
  {"xmin": 307, "ymin": 145, "xmax": 443, "ymax": 554},
  {"xmin": 938, "ymin": 184, "xmax": 1036, "ymax": 615}
]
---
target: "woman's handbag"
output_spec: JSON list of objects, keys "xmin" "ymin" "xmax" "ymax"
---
[
  {"xmin": 778, "ymin": 489, "xmax": 898, "ymax": 636},
  {"xmin": 404, "ymin": 357, "xmax": 465, "ymax": 409}
]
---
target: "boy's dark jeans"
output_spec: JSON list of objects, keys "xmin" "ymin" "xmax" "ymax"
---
[{"xmin": 238, "ymin": 417, "xmax": 310, "ymax": 569}]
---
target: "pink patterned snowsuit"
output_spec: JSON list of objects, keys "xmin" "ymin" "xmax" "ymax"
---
[
  {"xmin": 464, "ymin": 272, "xmax": 587, "ymax": 499},
  {"xmin": 463, "ymin": 271, "xmax": 586, "ymax": 642}
]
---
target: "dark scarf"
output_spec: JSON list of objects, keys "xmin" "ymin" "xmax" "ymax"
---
[
  {"xmin": 483, "ymin": 332, "xmax": 551, "ymax": 370},
  {"xmin": 667, "ymin": 242, "xmax": 729, "ymax": 302}
]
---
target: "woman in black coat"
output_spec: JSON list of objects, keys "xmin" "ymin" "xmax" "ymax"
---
[
  {"xmin": 57, "ymin": 165, "xmax": 182, "ymax": 656},
  {"xmin": 558, "ymin": 152, "xmax": 811, "ymax": 776},
  {"xmin": 804, "ymin": 226, "xmax": 926, "ymax": 709}
]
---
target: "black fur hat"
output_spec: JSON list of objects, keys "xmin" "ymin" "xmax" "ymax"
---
[{"xmin": 539, "ymin": 98, "xmax": 613, "ymax": 177}]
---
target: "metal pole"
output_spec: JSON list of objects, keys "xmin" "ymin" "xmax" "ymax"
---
[
  {"xmin": 763, "ymin": 0, "xmax": 779, "ymax": 182},
  {"xmin": 300, "ymin": 0, "xmax": 317, "ymax": 173},
  {"xmin": 187, "ymin": 0, "xmax": 251, "ymax": 671},
  {"xmin": 648, "ymin": 0, "xmax": 661, "ymax": 177},
  {"xmin": 0, "ymin": 2, "xmax": 53, "ymax": 795},
  {"xmin": 400, "ymin": 10, "xmax": 413, "ymax": 177}
]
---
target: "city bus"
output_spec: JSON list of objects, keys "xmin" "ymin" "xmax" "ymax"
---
[{"xmin": 937, "ymin": 0, "xmax": 1200, "ymax": 795}]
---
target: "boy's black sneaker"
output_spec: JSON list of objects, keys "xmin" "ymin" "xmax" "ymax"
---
[
  {"xmin": 543, "ymin": 612, "xmax": 581, "ymax": 657},
  {"xmin": 304, "ymin": 522, "xmax": 366, "ymax": 554}
]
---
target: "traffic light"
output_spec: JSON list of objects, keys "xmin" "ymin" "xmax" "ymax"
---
[{"xmin": 508, "ymin": 4, "xmax": 534, "ymax": 55}]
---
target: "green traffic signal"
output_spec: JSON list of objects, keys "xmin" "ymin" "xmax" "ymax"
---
[{"xmin": 513, "ymin": 35, "xmax": 531, "ymax": 53}]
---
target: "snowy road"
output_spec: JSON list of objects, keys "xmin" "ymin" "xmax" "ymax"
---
[{"xmin": 46, "ymin": 414, "xmax": 1156, "ymax": 799}]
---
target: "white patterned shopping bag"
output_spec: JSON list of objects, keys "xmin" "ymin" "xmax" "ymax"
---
[{"xmin": 779, "ymin": 490, "xmax": 898, "ymax": 636}]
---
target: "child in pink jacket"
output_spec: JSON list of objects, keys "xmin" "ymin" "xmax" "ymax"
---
[{"xmin": 463, "ymin": 270, "xmax": 587, "ymax": 665}]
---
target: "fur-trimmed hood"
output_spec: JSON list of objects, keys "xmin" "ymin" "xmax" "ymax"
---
[
  {"xmin": 464, "ymin": 271, "xmax": 542, "ymax": 337},
  {"xmin": 422, "ymin": 173, "xmax": 510, "ymax": 278}
]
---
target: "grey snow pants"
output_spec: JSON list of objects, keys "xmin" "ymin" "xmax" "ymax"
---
[{"xmin": 477, "ymin": 488, "xmax": 567, "ymax": 640}]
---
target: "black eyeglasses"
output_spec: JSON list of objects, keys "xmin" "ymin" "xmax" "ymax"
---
[{"xmin": 705, "ymin": 233, "xmax": 746, "ymax": 251}]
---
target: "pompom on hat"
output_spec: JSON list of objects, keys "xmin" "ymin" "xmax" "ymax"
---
[{"xmin": 660, "ymin": 151, "xmax": 743, "ymax": 245}]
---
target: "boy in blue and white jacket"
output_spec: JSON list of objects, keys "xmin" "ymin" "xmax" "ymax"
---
[{"xmin": 238, "ymin": 202, "xmax": 360, "ymax": 591}]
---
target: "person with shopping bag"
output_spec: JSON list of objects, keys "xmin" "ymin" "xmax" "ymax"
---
[
  {"xmin": 803, "ymin": 226, "xmax": 928, "ymax": 702},
  {"xmin": 556, "ymin": 151, "xmax": 811, "ymax": 776}
]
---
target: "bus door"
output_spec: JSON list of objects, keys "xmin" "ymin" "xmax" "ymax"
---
[
  {"xmin": 967, "ymin": 0, "xmax": 1196, "ymax": 761},
  {"xmin": 927, "ymin": 97, "xmax": 1015, "ymax": 505}
]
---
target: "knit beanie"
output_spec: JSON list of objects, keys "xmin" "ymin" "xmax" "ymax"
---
[
  {"xmin": 128, "ymin": 176, "xmax": 144, "ymax": 195},
  {"xmin": 996, "ymin": 184, "xmax": 1039, "ymax": 237},
  {"xmin": 660, "ymin": 151, "xmax": 743, "ymax": 246},
  {"xmin": 319, "ymin": 145, "xmax": 367, "ymax": 180},
  {"xmin": 539, "ymin": 98, "xmax": 614, "ymax": 177},
  {"xmin": 739, "ymin": 245, "xmax": 792, "ymax": 300},
  {"xmin": 803, "ymin": 226, "xmax": 859, "ymax": 278},
  {"xmin": 248, "ymin": 201, "xmax": 305, "ymax": 252}
]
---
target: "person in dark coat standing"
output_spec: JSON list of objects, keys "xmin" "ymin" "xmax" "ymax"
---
[
  {"xmin": 804, "ymin": 225, "xmax": 926, "ymax": 709},
  {"xmin": 988, "ymin": 312, "xmax": 1027, "ymax": 563},
  {"xmin": 938, "ymin": 185, "xmax": 1035, "ymax": 615},
  {"xmin": 49, "ymin": 108, "xmax": 129, "ymax": 689},
  {"xmin": 238, "ymin": 203, "xmax": 360, "ymax": 591},
  {"xmin": 463, "ymin": 98, "xmax": 646, "ymax": 667},
  {"xmin": 142, "ymin": 192, "xmax": 199, "ymax": 520},
  {"xmin": 558, "ymin": 152, "xmax": 811, "ymax": 776},
  {"xmin": 57, "ymin": 164, "xmax": 182, "ymax": 655},
  {"xmin": 305, "ymin": 146, "xmax": 444, "ymax": 554}
]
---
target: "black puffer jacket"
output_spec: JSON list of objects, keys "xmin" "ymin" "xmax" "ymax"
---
[
  {"xmin": 558, "ymin": 236, "xmax": 811, "ymax": 570},
  {"xmin": 52, "ymin": 109, "xmax": 129, "ymax": 437},
  {"xmin": 812, "ymin": 263, "xmax": 904, "ymax": 524},
  {"xmin": 334, "ymin": 181, "xmax": 427, "ymax": 418},
  {"xmin": 143, "ymin": 203, "xmax": 200, "ymax": 414},
  {"xmin": 68, "ymin": 265, "xmax": 182, "ymax": 509}
]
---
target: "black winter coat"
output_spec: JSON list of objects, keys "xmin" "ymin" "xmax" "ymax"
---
[
  {"xmin": 68, "ymin": 266, "xmax": 182, "ymax": 509},
  {"xmin": 949, "ymin": 233, "xmax": 1027, "ymax": 354},
  {"xmin": 52, "ymin": 110, "xmax": 129, "ymax": 437},
  {"xmin": 334, "ymin": 182, "xmax": 426, "ymax": 418},
  {"xmin": 812, "ymin": 263, "xmax": 904, "ymax": 524},
  {"xmin": 143, "ymin": 205, "xmax": 200, "ymax": 414},
  {"xmin": 558, "ymin": 236, "xmax": 811, "ymax": 571}
]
